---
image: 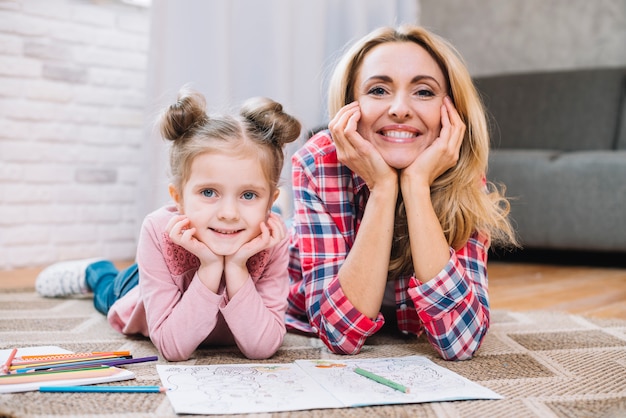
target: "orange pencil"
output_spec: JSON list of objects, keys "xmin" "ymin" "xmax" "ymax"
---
[
  {"xmin": 19, "ymin": 351, "xmax": 131, "ymax": 361},
  {"xmin": 2, "ymin": 349, "xmax": 18, "ymax": 375}
]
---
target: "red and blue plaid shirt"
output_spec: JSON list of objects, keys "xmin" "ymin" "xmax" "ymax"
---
[{"xmin": 286, "ymin": 130, "xmax": 491, "ymax": 360}]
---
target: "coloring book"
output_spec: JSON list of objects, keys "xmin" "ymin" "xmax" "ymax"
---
[{"xmin": 157, "ymin": 355, "xmax": 502, "ymax": 415}]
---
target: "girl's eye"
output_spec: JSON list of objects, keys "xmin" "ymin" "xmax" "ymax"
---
[
  {"xmin": 242, "ymin": 191, "xmax": 257, "ymax": 201},
  {"xmin": 201, "ymin": 189, "xmax": 215, "ymax": 198}
]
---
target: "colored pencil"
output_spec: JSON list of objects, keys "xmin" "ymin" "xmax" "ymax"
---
[
  {"xmin": 14, "ymin": 355, "xmax": 158, "ymax": 373},
  {"xmin": 19, "ymin": 351, "xmax": 131, "ymax": 361},
  {"xmin": 11, "ymin": 354, "xmax": 131, "ymax": 368},
  {"xmin": 2, "ymin": 349, "xmax": 18, "ymax": 375},
  {"xmin": 353, "ymin": 367, "xmax": 410, "ymax": 393},
  {"xmin": 0, "ymin": 366, "xmax": 120, "ymax": 385},
  {"xmin": 39, "ymin": 385, "xmax": 168, "ymax": 393}
]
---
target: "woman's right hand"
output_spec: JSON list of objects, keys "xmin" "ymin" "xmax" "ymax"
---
[{"xmin": 329, "ymin": 101, "xmax": 397, "ymax": 189}]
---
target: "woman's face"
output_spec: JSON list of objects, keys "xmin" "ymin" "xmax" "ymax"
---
[{"xmin": 353, "ymin": 41, "xmax": 448, "ymax": 169}]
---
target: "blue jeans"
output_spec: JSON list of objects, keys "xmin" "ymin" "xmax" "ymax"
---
[{"xmin": 85, "ymin": 261, "xmax": 139, "ymax": 315}]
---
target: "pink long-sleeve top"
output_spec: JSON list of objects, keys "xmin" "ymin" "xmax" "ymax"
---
[{"xmin": 107, "ymin": 205, "xmax": 289, "ymax": 361}]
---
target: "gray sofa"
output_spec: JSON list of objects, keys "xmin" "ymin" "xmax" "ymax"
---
[{"xmin": 474, "ymin": 67, "xmax": 626, "ymax": 253}]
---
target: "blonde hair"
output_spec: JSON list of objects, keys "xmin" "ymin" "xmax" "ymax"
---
[
  {"xmin": 159, "ymin": 87, "xmax": 301, "ymax": 198},
  {"xmin": 327, "ymin": 25, "xmax": 517, "ymax": 278}
]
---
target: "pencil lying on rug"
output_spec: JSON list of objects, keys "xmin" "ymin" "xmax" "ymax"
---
[{"xmin": 39, "ymin": 385, "xmax": 168, "ymax": 393}]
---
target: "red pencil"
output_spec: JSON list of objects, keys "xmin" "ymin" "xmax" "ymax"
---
[{"xmin": 2, "ymin": 349, "xmax": 18, "ymax": 375}]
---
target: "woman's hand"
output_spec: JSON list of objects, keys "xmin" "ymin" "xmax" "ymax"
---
[
  {"xmin": 329, "ymin": 101, "xmax": 397, "ymax": 189},
  {"xmin": 401, "ymin": 96, "xmax": 465, "ymax": 187}
]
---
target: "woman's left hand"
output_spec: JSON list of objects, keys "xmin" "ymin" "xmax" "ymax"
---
[{"xmin": 402, "ymin": 96, "xmax": 465, "ymax": 186}]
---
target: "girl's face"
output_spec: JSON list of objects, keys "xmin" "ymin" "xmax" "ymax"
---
[
  {"xmin": 354, "ymin": 41, "xmax": 448, "ymax": 169},
  {"xmin": 176, "ymin": 150, "xmax": 276, "ymax": 256}
]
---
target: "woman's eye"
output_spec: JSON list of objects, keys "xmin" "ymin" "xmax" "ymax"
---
[
  {"xmin": 201, "ymin": 189, "xmax": 215, "ymax": 198},
  {"xmin": 416, "ymin": 88, "xmax": 435, "ymax": 98},
  {"xmin": 242, "ymin": 191, "xmax": 257, "ymax": 200},
  {"xmin": 367, "ymin": 86, "xmax": 387, "ymax": 96}
]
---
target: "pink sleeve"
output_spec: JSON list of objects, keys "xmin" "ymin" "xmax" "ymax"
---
[
  {"xmin": 136, "ymin": 214, "xmax": 223, "ymax": 362},
  {"xmin": 220, "ymin": 236, "xmax": 289, "ymax": 359}
]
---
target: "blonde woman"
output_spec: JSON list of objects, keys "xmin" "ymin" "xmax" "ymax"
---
[{"xmin": 286, "ymin": 24, "xmax": 517, "ymax": 360}]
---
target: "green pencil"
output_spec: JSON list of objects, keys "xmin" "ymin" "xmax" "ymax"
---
[{"xmin": 353, "ymin": 367, "xmax": 410, "ymax": 393}]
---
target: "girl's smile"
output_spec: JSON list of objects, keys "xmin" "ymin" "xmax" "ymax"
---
[{"xmin": 176, "ymin": 151, "xmax": 273, "ymax": 256}]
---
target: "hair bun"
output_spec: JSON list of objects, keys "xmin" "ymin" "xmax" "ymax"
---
[
  {"xmin": 240, "ymin": 97, "xmax": 301, "ymax": 147},
  {"xmin": 160, "ymin": 87, "xmax": 209, "ymax": 142}
]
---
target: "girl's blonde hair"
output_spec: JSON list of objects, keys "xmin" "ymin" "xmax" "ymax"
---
[
  {"xmin": 159, "ymin": 87, "xmax": 301, "ymax": 199},
  {"xmin": 327, "ymin": 25, "xmax": 517, "ymax": 278}
]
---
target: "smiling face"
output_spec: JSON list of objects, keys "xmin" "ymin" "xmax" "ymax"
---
[
  {"xmin": 173, "ymin": 150, "xmax": 277, "ymax": 256},
  {"xmin": 354, "ymin": 41, "xmax": 448, "ymax": 169}
]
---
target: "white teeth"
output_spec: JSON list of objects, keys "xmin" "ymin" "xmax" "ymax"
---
[
  {"xmin": 214, "ymin": 229, "xmax": 238, "ymax": 234},
  {"xmin": 382, "ymin": 131, "xmax": 415, "ymax": 139}
]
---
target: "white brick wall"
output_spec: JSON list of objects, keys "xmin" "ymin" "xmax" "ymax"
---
[{"xmin": 0, "ymin": 0, "xmax": 150, "ymax": 270}]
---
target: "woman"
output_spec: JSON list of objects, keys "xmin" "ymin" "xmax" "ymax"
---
[{"xmin": 286, "ymin": 24, "xmax": 517, "ymax": 360}]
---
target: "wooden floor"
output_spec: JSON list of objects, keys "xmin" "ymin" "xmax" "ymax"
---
[
  {"xmin": 488, "ymin": 261, "xmax": 626, "ymax": 319},
  {"xmin": 1, "ymin": 258, "xmax": 625, "ymax": 320}
]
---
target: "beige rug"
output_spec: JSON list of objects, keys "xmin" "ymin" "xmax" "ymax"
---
[{"xmin": 1, "ymin": 291, "xmax": 626, "ymax": 418}]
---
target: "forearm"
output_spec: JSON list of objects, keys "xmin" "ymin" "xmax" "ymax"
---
[
  {"xmin": 146, "ymin": 278, "xmax": 221, "ymax": 361},
  {"xmin": 338, "ymin": 182, "xmax": 397, "ymax": 318},
  {"xmin": 409, "ymin": 234, "xmax": 491, "ymax": 360},
  {"xmin": 401, "ymin": 178, "xmax": 451, "ymax": 282},
  {"xmin": 222, "ymin": 280, "xmax": 286, "ymax": 359}
]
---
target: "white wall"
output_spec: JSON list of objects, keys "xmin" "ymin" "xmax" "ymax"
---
[
  {"xmin": 139, "ymin": 0, "xmax": 420, "ymax": 222},
  {"xmin": 0, "ymin": 0, "xmax": 150, "ymax": 269}
]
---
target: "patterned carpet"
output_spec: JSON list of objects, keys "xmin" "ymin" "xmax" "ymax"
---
[{"xmin": 1, "ymin": 291, "xmax": 626, "ymax": 418}]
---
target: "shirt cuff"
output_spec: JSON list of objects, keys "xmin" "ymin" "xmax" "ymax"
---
[
  {"xmin": 320, "ymin": 278, "xmax": 384, "ymax": 337},
  {"xmin": 407, "ymin": 249, "xmax": 470, "ymax": 321}
]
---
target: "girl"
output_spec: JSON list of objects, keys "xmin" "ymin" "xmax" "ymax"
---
[
  {"xmin": 36, "ymin": 88, "xmax": 301, "ymax": 361},
  {"xmin": 286, "ymin": 24, "xmax": 518, "ymax": 360}
]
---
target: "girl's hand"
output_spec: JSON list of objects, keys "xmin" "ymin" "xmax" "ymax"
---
[
  {"xmin": 166, "ymin": 215, "xmax": 222, "ymax": 266},
  {"xmin": 401, "ymin": 96, "xmax": 465, "ymax": 187},
  {"xmin": 329, "ymin": 101, "xmax": 397, "ymax": 189},
  {"xmin": 225, "ymin": 212, "xmax": 286, "ymax": 268}
]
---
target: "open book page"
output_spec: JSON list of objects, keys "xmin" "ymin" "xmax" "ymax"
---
[
  {"xmin": 0, "ymin": 346, "xmax": 135, "ymax": 393},
  {"xmin": 157, "ymin": 363, "xmax": 342, "ymax": 415},
  {"xmin": 295, "ymin": 356, "xmax": 503, "ymax": 407},
  {"xmin": 157, "ymin": 355, "xmax": 502, "ymax": 415}
]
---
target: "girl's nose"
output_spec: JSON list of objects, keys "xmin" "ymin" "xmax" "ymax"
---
[{"xmin": 217, "ymin": 199, "xmax": 239, "ymax": 220}]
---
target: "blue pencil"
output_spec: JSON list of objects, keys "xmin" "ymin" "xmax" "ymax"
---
[{"xmin": 39, "ymin": 385, "xmax": 168, "ymax": 393}]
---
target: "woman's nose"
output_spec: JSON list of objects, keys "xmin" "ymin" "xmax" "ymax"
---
[{"xmin": 388, "ymin": 95, "xmax": 412, "ymax": 119}]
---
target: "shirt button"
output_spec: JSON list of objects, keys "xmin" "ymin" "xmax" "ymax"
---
[
  {"xmin": 402, "ymin": 330, "xmax": 409, "ymax": 335},
  {"xmin": 400, "ymin": 304, "xmax": 407, "ymax": 310},
  {"xmin": 311, "ymin": 327, "xmax": 318, "ymax": 333}
]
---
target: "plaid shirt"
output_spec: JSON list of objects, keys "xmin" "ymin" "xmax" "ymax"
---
[{"xmin": 286, "ymin": 131, "xmax": 491, "ymax": 360}]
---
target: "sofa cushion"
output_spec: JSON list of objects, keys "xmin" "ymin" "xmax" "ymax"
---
[
  {"xmin": 474, "ymin": 68, "xmax": 626, "ymax": 151},
  {"xmin": 488, "ymin": 149, "xmax": 626, "ymax": 251}
]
